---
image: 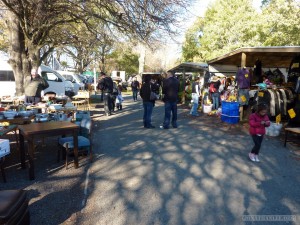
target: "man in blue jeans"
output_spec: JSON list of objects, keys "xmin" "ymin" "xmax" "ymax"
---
[
  {"xmin": 160, "ymin": 71, "xmax": 180, "ymax": 129},
  {"xmin": 131, "ymin": 77, "xmax": 140, "ymax": 101}
]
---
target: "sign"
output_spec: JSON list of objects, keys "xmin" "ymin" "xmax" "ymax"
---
[
  {"xmin": 288, "ymin": 108, "xmax": 296, "ymax": 119},
  {"xmin": 276, "ymin": 114, "xmax": 281, "ymax": 124}
]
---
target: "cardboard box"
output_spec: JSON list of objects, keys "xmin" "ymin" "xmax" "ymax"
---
[{"xmin": 0, "ymin": 139, "xmax": 10, "ymax": 158}]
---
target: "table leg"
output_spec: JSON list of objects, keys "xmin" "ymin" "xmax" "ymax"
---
[
  {"xmin": 0, "ymin": 157, "xmax": 6, "ymax": 183},
  {"xmin": 14, "ymin": 128, "xmax": 19, "ymax": 150},
  {"xmin": 284, "ymin": 130, "xmax": 288, "ymax": 147},
  {"xmin": 73, "ymin": 131, "xmax": 79, "ymax": 168},
  {"xmin": 19, "ymin": 132, "xmax": 26, "ymax": 169},
  {"xmin": 27, "ymin": 138, "xmax": 35, "ymax": 180}
]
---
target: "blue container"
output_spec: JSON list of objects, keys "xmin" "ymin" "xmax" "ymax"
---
[{"xmin": 221, "ymin": 101, "xmax": 239, "ymax": 124}]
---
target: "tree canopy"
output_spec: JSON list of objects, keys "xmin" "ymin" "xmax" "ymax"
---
[
  {"xmin": 182, "ymin": 0, "xmax": 300, "ymax": 62},
  {"xmin": 0, "ymin": 0, "xmax": 191, "ymax": 95}
]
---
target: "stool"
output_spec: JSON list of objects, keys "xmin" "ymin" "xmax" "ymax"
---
[{"xmin": 0, "ymin": 190, "xmax": 30, "ymax": 225}]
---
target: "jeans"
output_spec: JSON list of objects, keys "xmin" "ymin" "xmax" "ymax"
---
[
  {"xmin": 143, "ymin": 101, "xmax": 154, "ymax": 127},
  {"xmin": 25, "ymin": 96, "xmax": 41, "ymax": 104},
  {"xmin": 251, "ymin": 135, "xmax": 264, "ymax": 155},
  {"xmin": 163, "ymin": 101, "xmax": 177, "ymax": 128},
  {"xmin": 132, "ymin": 89, "xmax": 138, "ymax": 101},
  {"xmin": 103, "ymin": 93, "xmax": 113, "ymax": 115},
  {"xmin": 211, "ymin": 92, "xmax": 220, "ymax": 110},
  {"xmin": 190, "ymin": 93, "xmax": 199, "ymax": 115}
]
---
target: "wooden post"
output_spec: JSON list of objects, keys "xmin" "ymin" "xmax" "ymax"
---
[
  {"xmin": 239, "ymin": 53, "xmax": 247, "ymax": 121},
  {"xmin": 181, "ymin": 70, "xmax": 186, "ymax": 104}
]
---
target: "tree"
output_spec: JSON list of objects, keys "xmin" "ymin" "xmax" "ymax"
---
[
  {"xmin": 198, "ymin": 0, "xmax": 259, "ymax": 61},
  {"xmin": 182, "ymin": 18, "xmax": 204, "ymax": 62},
  {"xmin": 259, "ymin": 0, "xmax": 300, "ymax": 46},
  {"xmin": 0, "ymin": 0, "xmax": 190, "ymax": 95},
  {"xmin": 183, "ymin": 0, "xmax": 300, "ymax": 62}
]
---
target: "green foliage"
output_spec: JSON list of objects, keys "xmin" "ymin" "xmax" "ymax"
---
[
  {"xmin": 107, "ymin": 45, "xmax": 139, "ymax": 76},
  {"xmin": 199, "ymin": 0, "xmax": 259, "ymax": 60},
  {"xmin": 183, "ymin": 0, "xmax": 300, "ymax": 61},
  {"xmin": 259, "ymin": 0, "xmax": 300, "ymax": 46}
]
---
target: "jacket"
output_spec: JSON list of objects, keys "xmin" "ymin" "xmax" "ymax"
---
[
  {"xmin": 249, "ymin": 112, "xmax": 270, "ymax": 135},
  {"xmin": 24, "ymin": 75, "xmax": 49, "ymax": 97},
  {"xmin": 97, "ymin": 76, "xmax": 113, "ymax": 93},
  {"xmin": 162, "ymin": 76, "xmax": 179, "ymax": 102},
  {"xmin": 140, "ymin": 82, "xmax": 155, "ymax": 103}
]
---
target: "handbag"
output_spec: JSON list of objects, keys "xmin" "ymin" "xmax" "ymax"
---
[{"xmin": 150, "ymin": 84, "xmax": 158, "ymax": 100}]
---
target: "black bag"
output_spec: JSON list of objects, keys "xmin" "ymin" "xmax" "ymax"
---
[{"xmin": 150, "ymin": 91, "xmax": 158, "ymax": 100}]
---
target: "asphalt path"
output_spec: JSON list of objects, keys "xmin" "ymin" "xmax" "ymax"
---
[
  {"xmin": 78, "ymin": 95, "xmax": 300, "ymax": 225},
  {"xmin": 1, "ymin": 94, "xmax": 300, "ymax": 225}
]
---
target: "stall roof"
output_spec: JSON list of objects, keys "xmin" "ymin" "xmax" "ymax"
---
[
  {"xmin": 169, "ymin": 62, "xmax": 208, "ymax": 72},
  {"xmin": 208, "ymin": 46, "xmax": 300, "ymax": 68}
]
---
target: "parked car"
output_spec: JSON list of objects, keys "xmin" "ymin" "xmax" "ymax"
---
[
  {"xmin": 0, "ymin": 61, "xmax": 75, "ymax": 97},
  {"xmin": 56, "ymin": 70, "xmax": 85, "ymax": 94}
]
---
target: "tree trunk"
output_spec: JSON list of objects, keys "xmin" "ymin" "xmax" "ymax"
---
[
  {"xmin": 6, "ymin": 11, "xmax": 29, "ymax": 96},
  {"xmin": 6, "ymin": 12, "xmax": 42, "ymax": 96}
]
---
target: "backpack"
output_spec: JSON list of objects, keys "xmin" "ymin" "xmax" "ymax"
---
[{"xmin": 209, "ymin": 83, "xmax": 216, "ymax": 93}]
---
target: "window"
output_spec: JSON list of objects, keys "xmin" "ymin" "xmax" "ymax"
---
[
  {"xmin": 0, "ymin": 70, "xmax": 15, "ymax": 81},
  {"xmin": 41, "ymin": 72, "xmax": 62, "ymax": 82}
]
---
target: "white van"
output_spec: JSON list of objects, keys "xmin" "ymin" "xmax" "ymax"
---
[
  {"xmin": 56, "ymin": 70, "xmax": 85, "ymax": 94},
  {"xmin": 0, "ymin": 61, "xmax": 75, "ymax": 97}
]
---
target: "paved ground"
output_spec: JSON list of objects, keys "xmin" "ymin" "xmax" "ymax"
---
[{"xmin": 1, "ymin": 94, "xmax": 300, "ymax": 225}]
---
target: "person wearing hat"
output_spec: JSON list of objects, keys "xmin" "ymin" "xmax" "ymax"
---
[
  {"xmin": 209, "ymin": 76, "xmax": 221, "ymax": 110},
  {"xmin": 24, "ymin": 68, "xmax": 49, "ymax": 104},
  {"xmin": 97, "ymin": 72, "xmax": 114, "ymax": 116}
]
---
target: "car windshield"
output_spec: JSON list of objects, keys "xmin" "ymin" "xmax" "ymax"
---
[{"xmin": 74, "ymin": 74, "xmax": 84, "ymax": 83}]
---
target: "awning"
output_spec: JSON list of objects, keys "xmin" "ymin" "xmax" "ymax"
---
[
  {"xmin": 169, "ymin": 62, "xmax": 208, "ymax": 73},
  {"xmin": 208, "ymin": 46, "xmax": 300, "ymax": 68}
]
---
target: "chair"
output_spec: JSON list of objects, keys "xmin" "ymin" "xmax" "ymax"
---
[
  {"xmin": 58, "ymin": 118, "xmax": 92, "ymax": 169},
  {"xmin": 0, "ymin": 190, "xmax": 30, "ymax": 225}
]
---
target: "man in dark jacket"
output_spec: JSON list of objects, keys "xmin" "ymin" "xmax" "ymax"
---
[
  {"xmin": 140, "ymin": 75, "xmax": 156, "ymax": 128},
  {"xmin": 24, "ymin": 68, "xmax": 49, "ymax": 104},
  {"xmin": 97, "ymin": 72, "xmax": 113, "ymax": 116},
  {"xmin": 131, "ymin": 77, "xmax": 140, "ymax": 101},
  {"xmin": 160, "ymin": 71, "xmax": 180, "ymax": 129}
]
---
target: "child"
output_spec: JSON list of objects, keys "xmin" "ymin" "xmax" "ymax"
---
[
  {"xmin": 248, "ymin": 103, "xmax": 270, "ymax": 162},
  {"xmin": 116, "ymin": 84, "xmax": 123, "ymax": 110}
]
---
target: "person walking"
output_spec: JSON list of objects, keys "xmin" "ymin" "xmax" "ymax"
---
[
  {"xmin": 116, "ymin": 84, "xmax": 124, "ymax": 110},
  {"xmin": 190, "ymin": 76, "xmax": 200, "ymax": 116},
  {"xmin": 140, "ymin": 75, "xmax": 156, "ymax": 128},
  {"xmin": 97, "ymin": 72, "xmax": 113, "ymax": 116},
  {"xmin": 24, "ymin": 68, "xmax": 49, "ymax": 104},
  {"xmin": 131, "ymin": 77, "xmax": 140, "ymax": 101},
  {"xmin": 160, "ymin": 71, "xmax": 180, "ymax": 129},
  {"xmin": 249, "ymin": 103, "xmax": 270, "ymax": 162}
]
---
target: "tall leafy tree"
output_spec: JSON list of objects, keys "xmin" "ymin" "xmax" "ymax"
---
[
  {"xmin": 182, "ymin": 0, "xmax": 260, "ymax": 61},
  {"xmin": 259, "ymin": 0, "xmax": 300, "ymax": 46},
  {"xmin": 199, "ymin": 0, "xmax": 259, "ymax": 60},
  {"xmin": 0, "ymin": 0, "xmax": 191, "ymax": 95}
]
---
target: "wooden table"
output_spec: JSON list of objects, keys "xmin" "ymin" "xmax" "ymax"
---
[
  {"xmin": 0, "ymin": 115, "xmax": 34, "ymax": 125},
  {"xmin": 284, "ymin": 127, "xmax": 300, "ymax": 147},
  {"xmin": 18, "ymin": 121, "xmax": 79, "ymax": 180}
]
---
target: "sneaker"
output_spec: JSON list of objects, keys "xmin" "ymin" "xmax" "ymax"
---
[
  {"xmin": 248, "ymin": 153, "xmax": 255, "ymax": 162},
  {"xmin": 159, "ymin": 125, "xmax": 169, "ymax": 129},
  {"xmin": 255, "ymin": 155, "xmax": 260, "ymax": 162},
  {"xmin": 146, "ymin": 125, "xmax": 155, "ymax": 129}
]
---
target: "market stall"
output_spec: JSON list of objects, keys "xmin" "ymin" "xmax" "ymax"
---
[
  {"xmin": 168, "ymin": 62, "xmax": 208, "ymax": 104},
  {"xmin": 207, "ymin": 46, "xmax": 300, "ymax": 128}
]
